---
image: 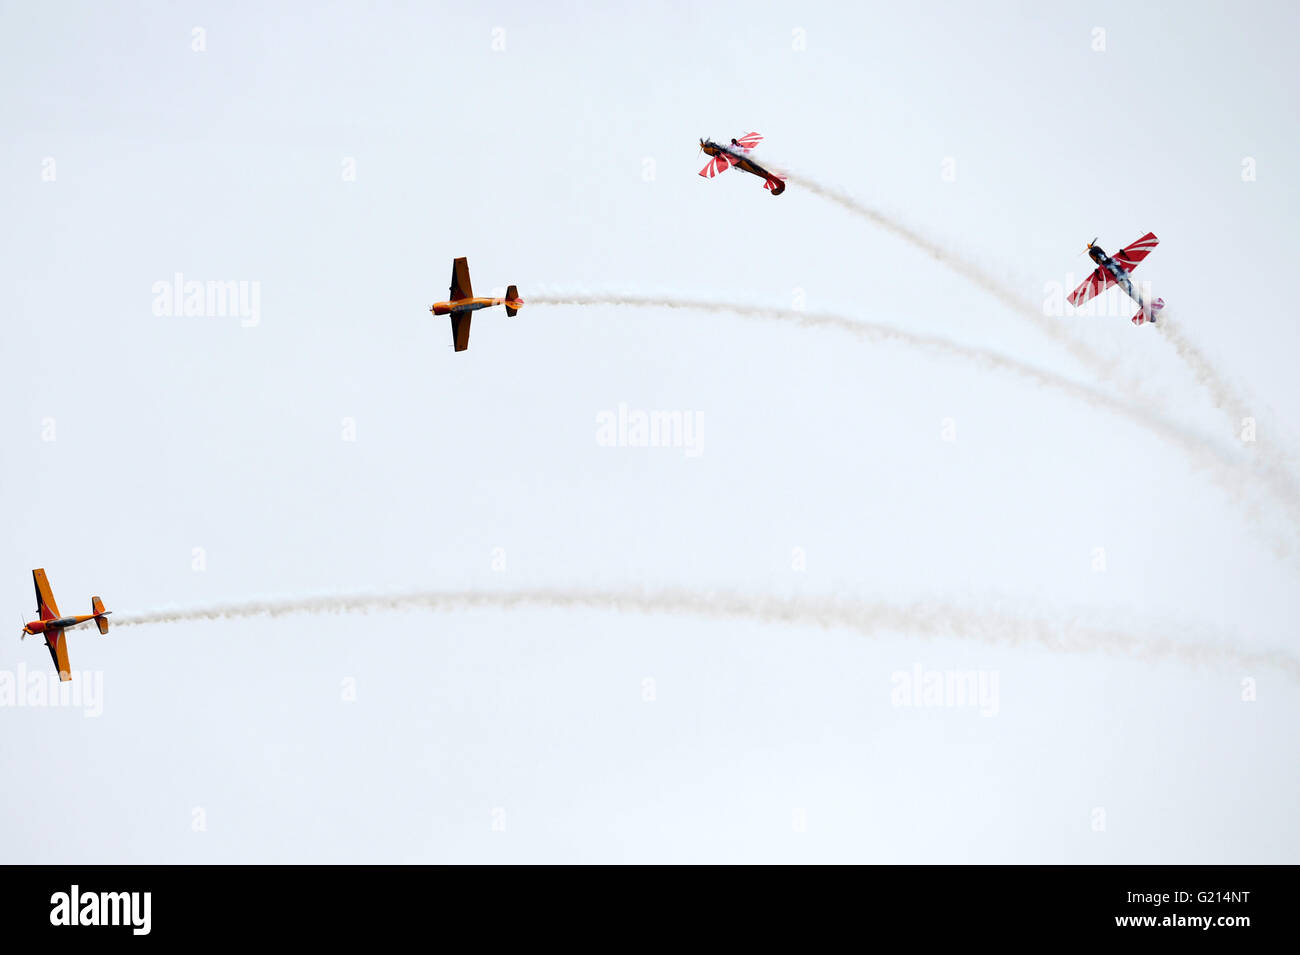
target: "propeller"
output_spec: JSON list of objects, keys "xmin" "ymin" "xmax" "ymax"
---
[{"xmin": 1079, "ymin": 237, "xmax": 1098, "ymax": 258}]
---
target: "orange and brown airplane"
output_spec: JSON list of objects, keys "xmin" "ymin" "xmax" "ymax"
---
[
  {"xmin": 429, "ymin": 257, "xmax": 524, "ymax": 352},
  {"xmin": 21, "ymin": 569, "xmax": 110, "ymax": 681}
]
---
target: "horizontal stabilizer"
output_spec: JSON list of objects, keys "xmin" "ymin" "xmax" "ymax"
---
[{"xmin": 1132, "ymin": 299, "xmax": 1165, "ymax": 326}]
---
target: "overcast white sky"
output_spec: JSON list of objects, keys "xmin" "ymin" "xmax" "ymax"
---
[{"xmin": 2, "ymin": 0, "xmax": 1297, "ymax": 863}]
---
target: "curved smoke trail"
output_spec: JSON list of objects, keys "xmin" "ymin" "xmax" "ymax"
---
[
  {"xmin": 1157, "ymin": 313, "xmax": 1252, "ymax": 424},
  {"xmin": 109, "ymin": 587, "xmax": 1299, "ymax": 681},
  {"xmin": 1156, "ymin": 311, "xmax": 1299, "ymax": 532},
  {"xmin": 781, "ymin": 171, "xmax": 1126, "ymax": 382},
  {"xmin": 782, "ymin": 171, "xmax": 1300, "ymax": 535},
  {"xmin": 529, "ymin": 294, "xmax": 1297, "ymax": 547}
]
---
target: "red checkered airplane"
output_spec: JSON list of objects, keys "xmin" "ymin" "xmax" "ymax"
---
[
  {"xmin": 1068, "ymin": 232, "xmax": 1165, "ymax": 325},
  {"xmin": 699, "ymin": 132, "xmax": 786, "ymax": 196}
]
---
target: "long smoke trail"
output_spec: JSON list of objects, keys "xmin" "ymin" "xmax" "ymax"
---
[
  {"xmin": 110, "ymin": 587, "xmax": 1300, "ymax": 681},
  {"xmin": 783, "ymin": 170, "xmax": 1300, "ymax": 531},
  {"xmin": 1156, "ymin": 310, "xmax": 1300, "ymax": 534},
  {"xmin": 529, "ymin": 294, "xmax": 1298, "ymax": 545},
  {"xmin": 781, "ymin": 170, "xmax": 1126, "ymax": 383},
  {"xmin": 1157, "ymin": 313, "xmax": 1252, "ymax": 423}
]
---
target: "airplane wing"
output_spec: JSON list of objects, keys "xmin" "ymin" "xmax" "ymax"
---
[
  {"xmin": 32, "ymin": 568, "xmax": 59, "ymax": 619},
  {"xmin": 46, "ymin": 631, "xmax": 72, "ymax": 682},
  {"xmin": 699, "ymin": 154, "xmax": 732, "ymax": 178},
  {"xmin": 1112, "ymin": 232, "xmax": 1159, "ymax": 273},
  {"xmin": 734, "ymin": 132, "xmax": 763, "ymax": 151},
  {"xmin": 1067, "ymin": 267, "xmax": 1117, "ymax": 307},
  {"xmin": 449, "ymin": 257, "xmax": 473, "ymax": 301},
  {"xmin": 450, "ymin": 313, "xmax": 472, "ymax": 352}
]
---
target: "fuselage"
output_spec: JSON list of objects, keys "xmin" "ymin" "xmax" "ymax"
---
[
  {"xmin": 1088, "ymin": 245, "xmax": 1155, "ymax": 313},
  {"xmin": 23, "ymin": 614, "xmax": 97, "ymax": 635},
  {"xmin": 430, "ymin": 296, "xmax": 523, "ymax": 316},
  {"xmin": 1089, "ymin": 246, "xmax": 1131, "ymax": 296}
]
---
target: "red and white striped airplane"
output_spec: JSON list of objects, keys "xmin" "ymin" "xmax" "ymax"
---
[
  {"xmin": 698, "ymin": 132, "xmax": 786, "ymax": 196},
  {"xmin": 1068, "ymin": 232, "xmax": 1165, "ymax": 325}
]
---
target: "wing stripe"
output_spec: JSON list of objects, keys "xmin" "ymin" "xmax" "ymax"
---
[
  {"xmin": 1113, "ymin": 232, "xmax": 1159, "ymax": 272},
  {"xmin": 699, "ymin": 155, "xmax": 731, "ymax": 178},
  {"xmin": 1067, "ymin": 268, "xmax": 1116, "ymax": 307},
  {"xmin": 33, "ymin": 568, "xmax": 59, "ymax": 619}
]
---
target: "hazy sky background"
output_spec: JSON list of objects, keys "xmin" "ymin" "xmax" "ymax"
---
[{"xmin": 2, "ymin": 0, "xmax": 1297, "ymax": 862}]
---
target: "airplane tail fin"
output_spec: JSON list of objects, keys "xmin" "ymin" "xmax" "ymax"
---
[
  {"xmin": 1132, "ymin": 298, "xmax": 1165, "ymax": 326},
  {"xmin": 92, "ymin": 596, "xmax": 110, "ymax": 634},
  {"xmin": 505, "ymin": 285, "xmax": 522, "ymax": 317}
]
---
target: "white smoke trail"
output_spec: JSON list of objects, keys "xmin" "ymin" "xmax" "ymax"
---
[
  {"xmin": 1157, "ymin": 313, "xmax": 1250, "ymax": 422},
  {"xmin": 530, "ymin": 294, "xmax": 1297, "ymax": 546},
  {"xmin": 1157, "ymin": 310, "xmax": 1300, "ymax": 531},
  {"xmin": 782, "ymin": 171, "xmax": 1300, "ymax": 534},
  {"xmin": 110, "ymin": 587, "xmax": 1300, "ymax": 681},
  {"xmin": 530, "ymin": 293, "xmax": 1146, "ymax": 416},
  {"xmin": 781, "ymin": 171, "xmax": 1129, "ymax": 384}
]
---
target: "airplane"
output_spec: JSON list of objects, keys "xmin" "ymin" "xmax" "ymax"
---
[
  {"xmin": 429, "ymin": 257, "xmax": 524, "ymax": 352},
  {"xmin": 21, "ymin": 569, "xmax": 110, "ymax": 682},
  {"xmin": 699, "ymin": 132, "xmax": 786, "ymax": 196},
  {"xmin": 1068, "ymin": 232, "xmax": 1165, "ymax": 325}
]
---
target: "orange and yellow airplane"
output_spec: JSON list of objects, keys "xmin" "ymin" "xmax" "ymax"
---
[
  {"xmin": 429, "ymin": 256, "xmax": 524, "ymax": 352},
  {"xmin": 21, "ymin": 569, "xmax": 110, "ymax": 681}
]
